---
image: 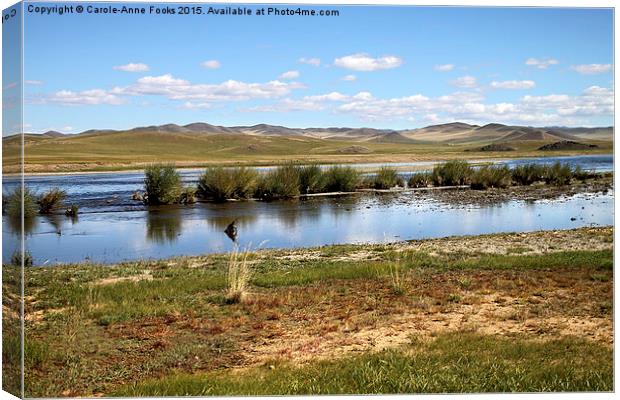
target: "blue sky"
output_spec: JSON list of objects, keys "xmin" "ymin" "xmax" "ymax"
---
[{"xmin": 15, "ymin": 3, "xmax": 615, "ymax": 134}]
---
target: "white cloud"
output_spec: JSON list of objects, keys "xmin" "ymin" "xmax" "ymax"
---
[
  {"xmin": 278, "ymin": 70, "xmax": 300, "ymax": 80},
  {"xmin": 451, "ymin": 75, "xmax": 478, "ymax": 88},
  {"xmin": 47, "ymin": 89, "xmax": 124, "ymax": 105},
  {"xmin": 434, "ymin": 64, "xmax": 454, "ymax": 72},
  {"xmin": 25, "ymin": 80, "xmax": 43, "ymax": 85},
  {"xmin": 490, "ymin": 80, "xmax": 536, "ymax": 90},
  {"xmin": 113, "ymin": 63, "xmax": 150, "ymax": 72},
  {"xmin": 298, "ymin": 57, "xmax": 321, "ymax": 66},
  {"xmin": 248, "ymin": 84, "xmax": 612, "ymax": 126},
  {"xmin": 114, "ymin": 74, "xmax": 305, "ymax": 103},
  {"xmin": 341, "ymin": 75, "xmax": 357, "ymax": 81},
  {"xmin": 570, "ymin": 64, "xmax": 612, "ymax": 74},
  {"xmin": 333, "ymin": 53, "xmax": 403, "ymax": 71},
  {"xmin": 525, "ymin": 58, "xmax": 559, "ymax": 69},
  {"xmin": 181, "ymin": 102, "xmax": 212, "ymax": 109},
  {"xmin": 201, "ymin": 60, "xmax": 221, "ymax": 69}
]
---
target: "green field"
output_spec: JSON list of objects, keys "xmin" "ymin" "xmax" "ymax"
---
[
  {"xmin": 6, "ymin": 227, "xmax": 613, "ymax": 397},
  {"xmin": 2, "ymin": 130, "xmax": 613, "ymax": 173}
]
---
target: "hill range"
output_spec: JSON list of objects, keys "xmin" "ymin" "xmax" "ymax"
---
[{"xmin": 3, "ymin": 122, "xmax": 613, "ymax": 173}]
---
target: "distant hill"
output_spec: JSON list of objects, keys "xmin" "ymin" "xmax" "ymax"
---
[{"xmin": 9, "ymin": 121, "xmax": 612, "ymax": 146}]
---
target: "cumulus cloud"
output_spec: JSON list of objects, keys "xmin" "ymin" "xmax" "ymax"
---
[
  {"xmin": 342, "ymin": 75, "xmax": 357, "ymax": 81},
  {"xmin": 490, "ymin": 80, "xmax": 536, "ymax": 90},
  {"xmin": 41, "ymin": 74, "xmax": 305, "ymax": 107},
  {"xmin": 570, "ymin": 64, "xmax": 612, "ymax": 74},
  {"xmin": 298, "ymin": 57, "xmax": 321, "ymax": 66},
  {"xmin": 25, "ymin": 80, "xmax": 43, "ymax": 85},
  {"xmin": 278, "ymin": 70, "xmax": 300, "ymax": 80},
  {"xmin": 451, "ymin": 75, "xmax": 478, "ymax": 88},
  {"xmin": 47, "ymin": 89, "xmax": 125, "ymax": 105},
  {"xmin": 333, "ymin": 53, "xmax": 403, "ymax": 71},
  {"xmin": 113, "ymin": 63, "xmax": 150, "ymax": 72},
  {"xmin": 434, "ymin": 64, "xmax": 454, "ymax": 72},
  {"xmin": 201, "ymin": 60, "xmax": 221, "ymax": 69},
  {"xmin": 246, "ymin": 85, "xmax": 613, "ymax": 126},
  {"xmin": 525, "ymin": 58, "xmax": 559, "ymax": 69},
  {"xmin": 112, "ymin": 74, "xmax": 305, "ymax": 103}
]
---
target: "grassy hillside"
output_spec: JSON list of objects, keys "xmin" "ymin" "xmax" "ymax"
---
[{"xmin": 3, "ymin": 130, "xmax": 612, "ymax": 173}]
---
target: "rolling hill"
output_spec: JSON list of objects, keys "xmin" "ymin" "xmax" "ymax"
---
[{"xmin": 3, "ymin": 121, "xmax": 612, "ymax": 173}]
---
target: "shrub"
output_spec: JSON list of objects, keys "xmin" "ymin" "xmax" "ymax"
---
[
  {"xmin": 470, "ymin": 165, "xmax": 512, "ymax": 190},
  {"xmin": 198, "ymin": 167, "xmax": 258, "ymax": 201},
  {"xmin": 144, "ymin": 164, "xmax": 182, "ymax": 205},
  {"xmin": 431, "ymin": 160, "xmax": 473, "ymax": 186},
  {"xmin": 255, "ymin": 163, "xmax": 301, "ymax": 199},
  {"xmin": 573, "ymin": 166, "xmax": 595, "ymax": 182},
  {"xmin": 5, "ymin": 186, "xmax": 38, "ymax": 218},
  {"xmin": 372, "ymin": 167, "xmax": 400, "ymax": 189},
  {"xmin": 38, "ymin": 188, "xmax": 66, "ymax": 214},
  {"xmin": 298, "ymin": 164, "xmax": 326, "ymax": 194},
  {"xmin": 512, "ymin": 164, "xmax": 546, "ymax": 186},
  {"xmin": 324, "ymin": 165, "xmax": 360, "ymax": 192},
  {"xmin": 408, "ymin": 172, "xmax": 432, "ymax": 188}
]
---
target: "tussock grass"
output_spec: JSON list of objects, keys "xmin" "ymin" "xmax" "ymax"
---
[
  {"xmin": 255, "ymin": 163, "xmax": 301, "ymax": 199},
  {"xmin": 226, "ymin": 246, "xmax": 253, "ymax": 304},
  {"xmin": 470, "ymin": 165, "xmax": 512, "ymax": 190},
  {"xmin": 116, "ymin": 332, "xmax": 612, "ymax": 395},
  {"xmin": 370, "ymin": 167, "xmax": 400, "ymax": 189},
  {"xmin": 198, "ymin": 167, "xmax": 258, "ymax": 201},
  {"xmin": 144, "ymin": 163, "xmax": 183, "ymax": 205},
  {"xmin": 408, "ymin": 172, "xmax": 432, "ymax": 188},
  {"xmin": 324, "ymin": 165, "xmax": 360, "ymax": 192},
  {"xmin": 298, "ymin": 164, "xmax": 326, "ymax": 194},
  {"xmin": 5, "ymin": 185, "xmax": 38, "ymax": 218},
  {"xmin": 38, "ymin": 188, "xmax": 67, "ymax": 214},
  {"xmin": 431, "ymin": 160, "xmax": 473, "ymax": 186}
]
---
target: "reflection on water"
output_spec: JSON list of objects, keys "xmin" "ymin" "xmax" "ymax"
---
[
  {"xmin": 1, "ymin": 154, "xmax": 613, "ymax": 266},
  {"xmin": 2, "ymin": 188, "xmax": 613, "ymax": 266},
  {"xmin": 146, "ymin": 207, "xmax": 183, "ymax": 244}
]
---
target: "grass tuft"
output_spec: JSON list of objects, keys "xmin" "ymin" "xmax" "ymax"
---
[
  {"xmin": 431, "ymin": 160, "xmax": 472, "ymax": 186},
  {"xmin": 5, "ymin": 185, "xmax": 38, "ymax": 218},
  {"xmin": 38, "ymin": 188, "xmax": 67, "ymax": 214},
  {"xmin": 226, "ymin": 246, "xmax": 252, "ymax": 304},
  {"xmin": 470, "ymin": 165, "xmax": 512, "ymax": 190},
  {"xmin": 324, "ymin": 165, "xmax": 360, "ymax": 192},
  {"xmin": 144, "ymin": 163, "xmax": 183, "ymax": 205}
]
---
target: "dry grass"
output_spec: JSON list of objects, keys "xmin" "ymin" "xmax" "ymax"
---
[{"xmin": 226, "ymin": 246, "xmax": 253, "ymax": 304}]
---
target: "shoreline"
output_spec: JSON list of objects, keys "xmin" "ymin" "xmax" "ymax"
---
[{"xmin": 3, "ymin": 152, "xmax": 613, "ymax": 177}]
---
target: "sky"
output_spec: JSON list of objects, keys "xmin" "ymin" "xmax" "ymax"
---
[{"xmin": 7, "ymin": 3, "xmax": 616, "ymax": 134}]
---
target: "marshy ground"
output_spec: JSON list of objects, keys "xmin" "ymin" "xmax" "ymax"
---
[{"xmin": 3, "ymin": 226, "xmax": 614, "ymax": 396}]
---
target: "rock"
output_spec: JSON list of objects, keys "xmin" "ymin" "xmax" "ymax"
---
[{"xmin": 131, "ymin": 191, "xmax": 144, "ymax": 202}]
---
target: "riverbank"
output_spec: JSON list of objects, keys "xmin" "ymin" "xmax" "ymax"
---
[
  {"xmin": 3, "ymin": 147, "xmax": 612, "ymax": 175},
  {"xmin": 10, "ymin": 226, "xmax": 613, "ymax": 396}
]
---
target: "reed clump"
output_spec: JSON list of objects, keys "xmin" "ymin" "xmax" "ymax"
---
[
  {"xmin": 431, "ymin": 160, "xmax": 473, "ymax": 186},
  {"xmin": 408, "ymin": 172, "xmax": 432, "ymax": 188},
  {"xmin": 38, "ymin": 188, "xmax": 67, "ymax": 214},
  {"xmin": 198, "ymin": 167, "xmax": 258, "ymax": 201},
  {"xmin": 324, "ymin": 165, "xmax": 360, "ymax": 192},
  {"xmin": 144, "ymin": 163, "xmax": 183, "ymax": 205},
  {"xmin": 255, "ymin": 163, "xmax": 301, "ymax": 200},
  {"xmin": 298, "ymin": 164, "xmax": 327, "ymax": 194},
  {"xmin": 470, "ymin": 165, "xmax": 512, "ymax": 190},
  {"xmin": 5, "ymin": 186, "xmax": 38, "ymax": 218},
  {"xmin": 370, "ymin": 167, "xmax": 401, "ymax": 189}
]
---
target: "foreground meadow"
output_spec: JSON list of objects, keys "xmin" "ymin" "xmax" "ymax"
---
[{"xmin": 5, "ymin": 226, "xmax": 612, "ymax": 396}]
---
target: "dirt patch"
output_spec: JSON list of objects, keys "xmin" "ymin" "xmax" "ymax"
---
[{"xmin": 94, "ymin": 273, "xmax": 153, "ymax": 286}]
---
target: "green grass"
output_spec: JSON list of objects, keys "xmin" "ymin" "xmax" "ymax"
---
[
  {"xmin": 25, "ymin": 249, "xmax": 612, "ymax": 325},
  {"xmin": 370, "ymin": 166, "xmax": 401, "ymax": 189},
  {"xmin": 5, "ymin": 185, "xmax": 38, "ymax": 218},
  {"xmin": 256, "ymin": 163, "xmax": 301, "ymax": 199},
  {"xmin": 143, "ymin": 163, "xmax": 182, "ymax": 205},
  {"xmin": 470, "ymin": 165, "xmax": 512, "ymax": 189},
  {"xmin": 115, "ymin": 332, "xmax": 612, "ymax": 396},
  {"xmin": 197, "ymin": 166, "xmax": 258, "ymax": 201},
  {"xmin": 324, "ymin": 165, "xmax": 360, "ymax": 192}
]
